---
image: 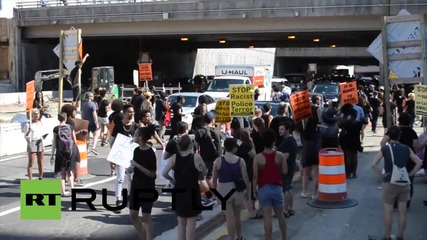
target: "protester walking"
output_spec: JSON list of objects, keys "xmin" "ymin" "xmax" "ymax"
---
[
  {"xmin": 52, "ymin": 113, "xmax": 75, "ymax": 196},
  {"xmin": 253, "ymin": 129, "xmax": 288, "ymax": 240},
  {"xmin": 212, "ymin": 138, "xmax": 251, "ymax": 240},
  {"xmin": 97, "ymin": 89, "xmax": 111, "ymax": 146},
  {"xmin": 24, "ymin": 108, "xmax": 47, "ymax": 180},
  {"xmin": 107, "ymin": 99, "xmax": 124, "ymax": 176},
  {"xmin": 371, "ymin": 126, "xmax": 422, "ymax": 240},
  {"xmin": 191, "ymin": 95, "xmax": 208, "ymax": 133},
  {"xmin": 81, "ymin": 92, "xmax": 100, "ymax": 155},
  {"xmin": 162, "ymin": 134, "xmax": 208, "ymax": 240},
  {"xmin": 278, "ymin": 121, "xmax": 297, "ymax": 218},
  {"xmin": 128, "ymin": 127, "xmax": 157, "ymax": 240},
  {"xmin": 339, "ymin": 104, "xmax": 361, "ymax": 179},
  {"xmin": 155, "ymin": 92, "xmax": 167, "ymax": 140},
  {"xmin": 110, "ymin": 104, "xmax": 138, "ymax": 212},
  {"xmin": 60, "ymin": 104, "xmax": 84, "ymax": 184}
]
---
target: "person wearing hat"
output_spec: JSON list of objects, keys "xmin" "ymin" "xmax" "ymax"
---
[
  {"xmin": 338, "ymin": 104, "xmax": 362, "ymax": 179},
  {"xmin": 319, "ymin": 108, "xmax": 339, "ymax": 148},
  {"xmin": 170, "ymin": 96, "xmax": 185, "ymax": 140},
  {"xmin": 195, "ymin": 111, "xmax": 223, "ymax": 207}
]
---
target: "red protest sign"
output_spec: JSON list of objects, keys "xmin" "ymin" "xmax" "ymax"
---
[
  {"xmin": 290, "ymin": 90, "xmax": 312, "ymax": 122},
  {"xmin": 139, "ymin": 63, "xmax": 153, "ymax": 81},
  {"xmin": 26, "ymin": 80, "xmax": 35, "ymax": 112},
  {"xmin": 339, "ymin": 81, "xmax": 358, "ymax": 105}
]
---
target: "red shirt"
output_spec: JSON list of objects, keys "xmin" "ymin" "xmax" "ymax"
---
[{"xmin": 257, "ymin": 151, "xmax": 283, "ymax": 188}]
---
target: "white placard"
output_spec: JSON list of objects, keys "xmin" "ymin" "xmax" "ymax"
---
[
  {"xmin": 107, "ymin": 133, "xmax": 139, "ymax": 168},
  {"xmin": 367, "ymin": 9, "xmax": 425, "ymax": 78}
]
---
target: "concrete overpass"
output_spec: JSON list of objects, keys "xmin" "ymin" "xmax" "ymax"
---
[{"xmin": 8, "ymin": 0, "xmax": 427, "ymax": 90}]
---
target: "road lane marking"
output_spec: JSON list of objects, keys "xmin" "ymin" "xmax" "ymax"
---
[
  {"xmin": 0, "ymin": 206, "xmax": 20, "ymax": 217},
  {"xmin": 0, "ymin": 149, "xmax": 52, "ymax": 163},
  {"xmin": 0, "ymin": 175, "xmax": 116, "ymax": 218}
]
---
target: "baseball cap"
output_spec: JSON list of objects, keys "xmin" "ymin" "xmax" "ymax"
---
[{"xmin": 204, "ymin": 111, "xmax": 215, "ymax": 123}]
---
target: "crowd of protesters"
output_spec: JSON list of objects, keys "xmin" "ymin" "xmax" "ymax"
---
[{"xmin": 22, "ymin": 78, "xmax": 427, "ymax": 240}]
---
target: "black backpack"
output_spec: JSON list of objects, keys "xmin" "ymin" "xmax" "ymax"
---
[
  {"xmin": 196, "ymin": 127, "xmax": 222, "ymax": 159},
  {"xmin": 57, "ymin": 125, "xmax": 73, "ymax": 159}
]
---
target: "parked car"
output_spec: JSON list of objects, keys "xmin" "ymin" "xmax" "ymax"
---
[
  {"xmin": 254, "ymin": 101, "xmax": 281, "ymax": 117},
  {"xmin": 167, "ymin": 92, "xmax": 217, "ymax": 126},
  {"xmin": 312, "ymin": 83, "xmax": 340, "ymax": 102}
]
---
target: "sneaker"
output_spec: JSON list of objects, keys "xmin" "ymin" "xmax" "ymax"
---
[
  {"xmin": 91, "ymin": 149, "xmax": 99, "ymax": 155},
  {"xmin": 311, "ymin": 195, "xmax": 317, "ymax": 200},
  {"xmin": 300, "ymin": 192, "xmax": 309, "ymax": 198},
  {"xmin": 62, "ymin": 191, "xmax": 71, "ymax": 197},
  {"xmin": 202, "ymin": 198, "xmax": 217, "ymax": 207},
  {"xmin": 74, "ymin": 179, "xmax": 83, "ymax": 186},
  {"xmin": 196, "ymin": 214, "xmax": 203, "ymax": 221},
  {"xmin": 50, "ymin": 158, "xmax": 55, "ymax": 165},
  {"xmin": 111, "ymin": 171, "xmax": 116, "ymax": 176},
  {"xmin": 163, "ymin": 182, "xmax": 174, "ymax": 189},
  {"xmin": 114, "ymin": 200, "xmax": 123, "ymax": 214},
  {"xmin": 101, "ymin": 142, "xmax": 106, "ymax": 147}
]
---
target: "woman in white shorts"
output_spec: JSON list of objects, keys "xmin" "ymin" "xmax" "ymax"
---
[{"xmin": 212, "ymin": 138, "xmax": 251, "ymax": 240}]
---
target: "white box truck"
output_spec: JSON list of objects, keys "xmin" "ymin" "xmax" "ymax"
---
[{"xmin": 205, "ymin": 64, "xmax": 273, "ymax": 100}]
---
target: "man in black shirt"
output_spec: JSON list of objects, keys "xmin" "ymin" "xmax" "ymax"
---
[
  {"xmin": 170, "ymin": 96, "xmax": 185, "ymax": 140},
  {"xmin": 155, "ymin": 92, "xmax": 167, "ymax": 140},
  {"xmin": 70, "ymin": 53, "xmax": 89, "ymax": 107}
]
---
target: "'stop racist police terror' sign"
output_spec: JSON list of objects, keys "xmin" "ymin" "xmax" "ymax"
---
[
  {"xmin": 415, "ymin": 85, "xmax": 427, "ymax": 117},
  {"xmin": 229, "ymin": 85, "xmax": 255, "ymax": 117}
]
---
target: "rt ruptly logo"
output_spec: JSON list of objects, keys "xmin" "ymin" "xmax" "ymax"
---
[{"xmin": 20, "ymin": 180, "xmax": 62, "ymax": 220}]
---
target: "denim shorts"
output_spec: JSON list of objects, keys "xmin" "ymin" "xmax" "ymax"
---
[{"xmin": 257, "ymin": 184, "xmax": 284, "ymax": 209}]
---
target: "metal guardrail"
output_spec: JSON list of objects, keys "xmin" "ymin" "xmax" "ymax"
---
[{"xmin": 16, "ymin": 0, "xmax": 196, "ymax": 9}]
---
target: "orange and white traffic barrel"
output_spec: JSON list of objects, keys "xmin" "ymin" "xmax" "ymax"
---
[
  {"xmin": 308, "ymin": 148, "xmax": 358, "ymax": 209},
  {"xmin": 76, "ymin": 140, "xmax": 88, "ymax": 176}
]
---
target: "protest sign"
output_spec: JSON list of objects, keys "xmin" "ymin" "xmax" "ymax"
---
[
  {"xmin": 415, "ymin": 85, "xmax": 427, "ymax": 116},
  {"xmin": 26, "ymin": 80, "xmax": 35, "ymax": 112},
  {"xmin": 339, "ymin": 82, "xmax": 358, "ymax": 105},
  {"xmin": 107, "ymin": 133, "xmax": 139, "ymax": 168},
  {"xmin": 229, "ymin": 85, "xmax": 255, "ymax": 117},
  {"xmin": 215, "ymin": 99, "xmax": 232, "ymax": 123},
  {"xmin": 290, "ymin": 90, "xmax": 312, "ymax": 122}
]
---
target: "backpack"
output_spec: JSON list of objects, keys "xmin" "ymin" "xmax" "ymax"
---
[
  {"xmin": 196, "ymin": 127, "xmax": 222, "ymax": 159},
  {"xmin": 388, "ymin": 144, "xmax": 410, "ymax": 186},
  {"xmin": 57, "ymin": 125, "xmax": 73, "ymax": 159}
]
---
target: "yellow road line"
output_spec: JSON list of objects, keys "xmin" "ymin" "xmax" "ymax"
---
[{"xmin": 209, "ymin": 206, "xmax": 252, "ymax": 240}]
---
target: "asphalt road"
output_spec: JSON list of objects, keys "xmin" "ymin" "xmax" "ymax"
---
[
  {"xmin": 203, "ymin": 128, "xmax": 427, "ymax": 240},
  {"xmin": 0, "ymin": 145, "xmax": 222, "ymax": 240}
]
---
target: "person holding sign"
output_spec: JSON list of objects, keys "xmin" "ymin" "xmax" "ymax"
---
[
  {"xmin": 110, "ymin": 104, "xmax": 138, "ymax": 213},
  {"xmin": 24, "ymin": 108, "xmax": 48, "ymax": 180}
]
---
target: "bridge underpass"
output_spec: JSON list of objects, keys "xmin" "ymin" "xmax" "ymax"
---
[
  {"xmin": 17, "ymin": 30, "xmax": 381, "ymax": 91},
  {"xmin": 11, "ymin": 0, "xmax": 427, "ymax": 90}
]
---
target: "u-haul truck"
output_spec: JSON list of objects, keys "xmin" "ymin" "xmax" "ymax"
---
[{"xmin": 205, "ymin": 64, "xmax": 272, "ymax": 100}]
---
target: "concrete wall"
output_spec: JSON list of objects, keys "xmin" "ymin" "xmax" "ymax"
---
[
  {"xmin": 0, "ymin": 117, "xmax": 58, "ymax": 157},
  {"xmin": 14, "ymin": 0, "xmax": 427, "ymax": 27}
]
